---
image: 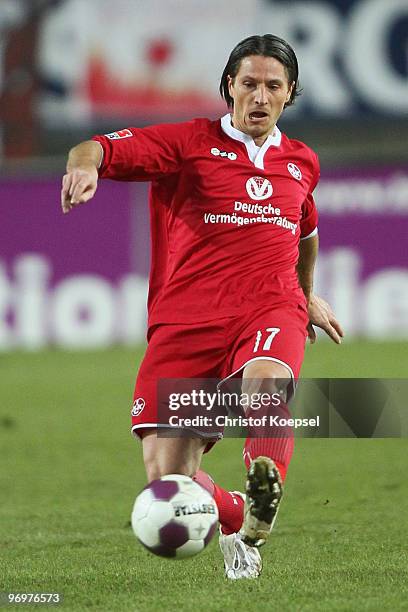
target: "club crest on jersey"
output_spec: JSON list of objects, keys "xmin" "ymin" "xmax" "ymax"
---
[
  {"xmin": 287, "ymin": 163, "xmax": 302, "ymax": 180},
  {"xmin": 132, "ymin": 397, "xmax": 146, "ymax": 417},
  {"xmin": 246, "ymin": 176, "xmax": 273, "ymax": 201},
  {"xmin": 105, "ymin": 129, "xmax": 133, "ymax": 140}
]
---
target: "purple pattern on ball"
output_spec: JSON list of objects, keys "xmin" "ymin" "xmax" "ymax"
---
[
  {"xmin": 160, "ymin": 521, "xmax": 189, "ymax": 548},
  {"xmin": 204, "ymin": 521, "xmax": 218, "ymax": 547},
  {"xmin": 139, "ymin": 539, "xmax": 176, "ymax": 558},
  {"xmin": 149, "ymin": 544, "xmax": 176, "ymax": 558},
  {"xmin": 149, "ymin": 479, "xmax": 179, "ymax": 500}
]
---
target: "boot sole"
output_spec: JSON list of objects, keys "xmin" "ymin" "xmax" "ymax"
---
[{"xmin": 241, "ymin": 456, "xmax": 283, "ymax": 547}]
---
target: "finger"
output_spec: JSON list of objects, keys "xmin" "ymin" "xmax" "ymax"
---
[
  {"xmin": 68, "ymin": 170, "xmax": 89, "ymax": 201},
  {"xmin": 61, "ymin": 197, "xmax": 73, "ymax": 214},
  {"xmin": 62, "ymin": 173, "xmax": 69, "ymax": 190},
  {"xmin": 61, "ymin": 173, "xmax": 81, "ymax": 210},
  {"xmin": 61, "ymin": 174, "xmax": 72, "ymax": 201},
  {"xmin": 61, "ymin": 200, "xmax": 72, "ymax": 214},
  {"xmin": 330, "ymin": 316, "xmax": 345, "ymax": 338},
  {"xmin": 323, "ymin": 323, "xmax": 342, "ymax": 344},
  {"xmin": 307, "ymin": 323, "xmax": 316, "ymax": 344},
  {"xmin": 70, "ymin": 179, "xmax": 91, "ymax": 204},
  {"xmin": 68, "ymin": 173, "xmax": 79, "ymax": 197},
  {"xmin": 61, "ymin": 182, "xmax": 73, "ymax": 214},
  {"xmin": 75, "ymin": 186, "xmax": 96, "ymax": 204}
]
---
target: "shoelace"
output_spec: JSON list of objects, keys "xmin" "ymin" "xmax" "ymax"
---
[{"xmin": 232, "ymin": 537, "xmax": 253, "ymax": 571}]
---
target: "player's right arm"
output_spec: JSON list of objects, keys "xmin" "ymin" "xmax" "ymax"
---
[
  {"xmin": 61, "ymin": 120, "xmax": 199, "ymax": 214},
  {"xmin": 61, "ymin": 140, "xmax": 103, "ymax": 214}
]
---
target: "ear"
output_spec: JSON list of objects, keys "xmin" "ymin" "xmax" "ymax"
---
[
  {"xmin": 286, "ymin": 81, "xmax": 295, "ymax": 103},
  {"xmin": 227, "ymin": 75, "xmax": 234, "ymax": 99}
]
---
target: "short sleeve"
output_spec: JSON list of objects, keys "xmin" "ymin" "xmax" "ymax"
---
[
  {"xmin": 300, "ymin": 151, "xmax": 320, "ymax": 239},
  {"xmin": 92, "ymin": 121, "xmax": 196, "ymax": 182}
]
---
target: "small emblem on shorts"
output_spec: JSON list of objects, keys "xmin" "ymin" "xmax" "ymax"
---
[
  {"xmin": 132, "ymin": 397, "xmax": 146, "ymax": 416},
  {"xmin": 287, "ymin": 163, "xmax": 302, "ymax": 180}
]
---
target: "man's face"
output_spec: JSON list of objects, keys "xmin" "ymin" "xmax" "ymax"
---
[{"xmin": 228, "ymin": 55, "xmax": 294, "ymax": 144}]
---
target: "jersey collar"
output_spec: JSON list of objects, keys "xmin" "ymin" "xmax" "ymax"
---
[{"xmin": 220, "ymin": 113, "xmax": 282, "ymax": 170}]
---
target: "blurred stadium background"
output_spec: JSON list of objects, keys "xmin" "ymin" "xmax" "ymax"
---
[
  {"xmin": 1, "ymin": 0, "xmax": 408, "ymax": 351},
  {"xmin": 1, "ymin": 1, "xmax": 408, "ymax": 609}
]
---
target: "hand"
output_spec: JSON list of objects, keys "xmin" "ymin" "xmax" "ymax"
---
[
  {"xmin": 61, "ymin": 167, "xmax": 98, "ymax": 214},
  {"xmin": 306, "ymin": 294, "xmax": 344, "ymax": 344}
]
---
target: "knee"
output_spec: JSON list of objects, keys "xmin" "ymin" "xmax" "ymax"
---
[{"xmin": 243, "ymin": 361, "xmax": 291, "ymax": 395}]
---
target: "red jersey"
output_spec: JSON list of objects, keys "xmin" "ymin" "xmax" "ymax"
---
[{"xmin": 93, "ymin": 115, "xmax": 319, "ymax": 327}]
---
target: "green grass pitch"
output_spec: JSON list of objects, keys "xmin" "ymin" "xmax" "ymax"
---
[{"xmin": 1, "ymin": 341, "xmax": 407, "ymax": 610}]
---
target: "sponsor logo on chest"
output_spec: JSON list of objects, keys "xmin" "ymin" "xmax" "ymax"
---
[
  {"xmin": 202, "ymin": 173, "xmax": 299, "ymax": 235},
  {"xmin": 245, "ymin": 176, "xmax": 273, "ymax": 201}
]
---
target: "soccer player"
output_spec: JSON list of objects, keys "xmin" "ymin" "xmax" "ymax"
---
[{"xmin": 61, "ymin": 35, "xmax": 343, "ymax": 579}]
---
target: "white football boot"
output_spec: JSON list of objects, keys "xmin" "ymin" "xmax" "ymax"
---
[
  {"xmin": 219, "ymin": 490, "xmax": 262, "ymax": 580},
  {"xmin": 241, "ymin": 456, "xmax": 283, "ymax": 547},
  {"xmin": 219, "ymin": 530, "xmax": 262, "ymax": 580}
]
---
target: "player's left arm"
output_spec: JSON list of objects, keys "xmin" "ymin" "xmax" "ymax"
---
[{"xmin": 297, "ymin": 233, "xmax": 344, "ymax": 344}]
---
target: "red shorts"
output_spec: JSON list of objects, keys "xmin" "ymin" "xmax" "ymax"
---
[{"xmin": 131, "ymin": 302, "xmax": 308, "ymax": 447}]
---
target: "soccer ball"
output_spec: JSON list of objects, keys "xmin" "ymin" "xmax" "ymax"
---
[{"xmin": 131, "ymin": 474, "xmax": 219, "ymax": 558}]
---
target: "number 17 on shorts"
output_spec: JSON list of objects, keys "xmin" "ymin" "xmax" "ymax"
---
[{"xmin": 253, "ymin": 327, "xmax": 280, "ymax": 352}]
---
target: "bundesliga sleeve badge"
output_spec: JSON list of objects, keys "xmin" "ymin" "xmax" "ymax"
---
[{"xmin": 105, "ymin": 129, "xmax": 133, "ymax": 140}]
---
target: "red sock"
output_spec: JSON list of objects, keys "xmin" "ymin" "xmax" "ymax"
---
[
  {"xmin": 242, "ymin": 393, "xmax": 295, "ymax": 481},
  {"xmin": 243, "ymin": 436, "xmax": 294, "ymax": 482},
  {"xmin": 194, "ymin": 470, "xmax": 244, "ymax": 535}
]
